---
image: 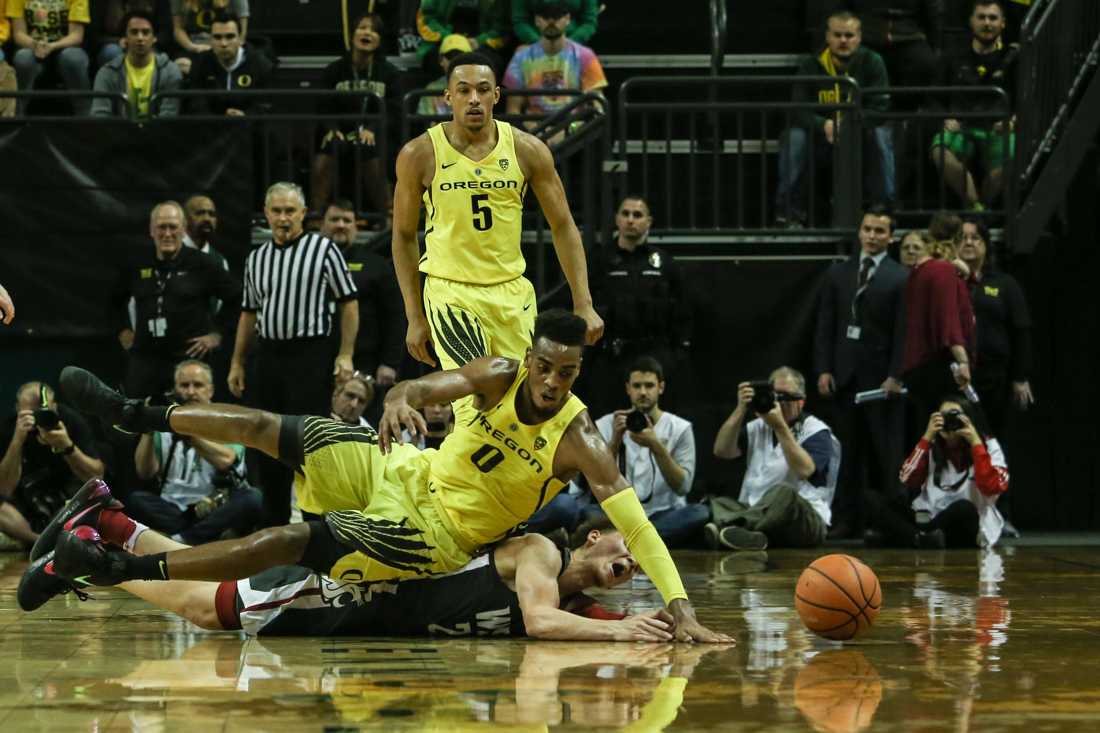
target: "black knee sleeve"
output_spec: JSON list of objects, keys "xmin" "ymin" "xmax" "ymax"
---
[{"xmin": 298, "ymin": 520, "xmax": 353, "ymax": 574}]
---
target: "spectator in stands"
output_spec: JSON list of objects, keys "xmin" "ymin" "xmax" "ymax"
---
[
  {"xmin": 330, "ymin": 372, "xmax": 375, "ymax": 428},
  {"xmin": 583, "ymin": 194, "xmax": 691, "ymax": 419},
  {"xmin": 182, "ymin": 194, "xmax": 229, "ymax": 270},
  {"xmin": 928, "ymin": 210, "xmax": 962, "ymax": 243},
  {"xmin": 95, "ymin": 0, "xmax": 171, "ymax": 69},
  {"xmin": 171, "ymin": 0, "xmax": 248, "ymax": 75},
  {"xmin": 416, "ymin": 0, "xmax": 509, "ymax": 75},
  {"xmin": 569, "ymin": 357, "xmax": 706, "ymax": 549},
  {"xmin": 900, "ymin": 229, "xmax": 934, "ymax": 268},
  {"xmin": 513, "ymin": 0, "xmax": 598, "ymax": 46},
  {"xmin": 187, "ymin": 10, "xmax": 271, "ymax": 116},
  {"xmin": 92, "ymin": 10, "xmax": 183, "ymax": 118},
  {"xmin": 930, "ymin": 0, "xmax": 1017, "ymax": 210},
  {"xmin": 708, "ymin": 368, "xmax": 841, "ymax": 550},
  {"xmin": 503, "ymin": 1, "xmax": 607, "ymax": 129},
  {"xmin": 115, "ymin": 201, "xmax": 240, "ymax": 399},
  {"xmin": 416, "ymin": 33, "xmax": 471, "ymax": 119},
  {"xmin": 1, "ymin": 382, "xmax": 104, "ymax": 549},
  {"xmin": 130, "ymin": 359, "xmax": 261, "ymax": 544},
  {"xmin": 320, "ymin": 199, "xmax": 405, "ymax": 409},
  {"xmin": 6, "ymin": 0, "xmax": 91, "ymax": 115},
  {"xmin": 821, "ymin": 1, "xmax": 942, "ymax": 89},
  {"xmin": 866, "ymin": 394, "xmax": 1008, "ymax": 548},
  {"xmin": 957, "ymin": 218, "xmax": 1033, "ymax": 433},
  {"xmin": 311, "ymin": 12, "xmax": 398, "ymax": 221},
  {"xmin": 899, "ymin": 236, "xmax": 976, "ymax": 425},
  {"xmin": 814, "ymin": 205, "xmax": 907, "ymax": 539},
  {"xmin": 401, "ymin": 402, "xmax": 455, "ymax": 451},
  {"xmin": 0, "ymin": 4, "xmax": 15, "ymax": 118},
  {"xmin": 776, "ymin": 11, "xmax": 894, "ymax": 228}
]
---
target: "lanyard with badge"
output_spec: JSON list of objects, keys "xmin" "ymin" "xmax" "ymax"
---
[
  {"xmin": 848, "ymin": 257, "xmax": 875, "ymax": 341},
  {"xmin": 149, "ymin": 261, "xmax": 176, "ymax": 338}
]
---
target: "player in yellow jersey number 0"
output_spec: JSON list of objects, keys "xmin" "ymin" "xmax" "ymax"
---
[{"xmin": 392, "ymin": 51, "xmax": 604, "ymax": 371}]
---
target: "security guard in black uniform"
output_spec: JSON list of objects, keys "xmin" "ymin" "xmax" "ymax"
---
[{"xmin": 584, "ymin": 195, "xmax": 693, "ymax": 418}]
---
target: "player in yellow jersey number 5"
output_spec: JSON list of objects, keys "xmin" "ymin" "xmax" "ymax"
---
[{"xmin": 393, "ymin": 51, "xmax": 603, "ymax": 370}]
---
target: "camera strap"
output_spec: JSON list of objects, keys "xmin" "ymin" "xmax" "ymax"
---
[{"xmin": 39, "ymin": 384, "xmax": 50, "ymax": 409}]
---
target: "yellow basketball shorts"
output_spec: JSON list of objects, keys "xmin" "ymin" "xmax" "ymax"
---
[
  {"xmin": 422, "ymin": 275, "xmax": 537, "ymax": 369},
  {"xmin": 282, "ymin": 416, "xmax": 471, "ymax": 582}
]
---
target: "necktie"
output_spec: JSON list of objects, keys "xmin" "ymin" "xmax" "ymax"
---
[{"xmin": 859, "ymin": 257, "xmax": 874, "ymax": 288}]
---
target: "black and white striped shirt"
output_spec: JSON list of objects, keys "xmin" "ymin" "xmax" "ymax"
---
[{"xmin": 243, "ymin": 232, "xmax": 358, "ymax": 340}]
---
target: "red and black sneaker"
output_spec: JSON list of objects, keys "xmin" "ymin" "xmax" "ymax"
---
[
  {"xmin": 30, "ymin": 478, "xmax": 123, "ymax": 562},
  {"xmin": 17, "ymin": 550, "xmax": 91, "ymax": 612},
  {"xmin": 52, "ymin": 526, "xmax": 131, "ymax": 588}
]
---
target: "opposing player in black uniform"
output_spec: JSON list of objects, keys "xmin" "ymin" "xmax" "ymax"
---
[{"xmin": 21, "ymin": 520, "xmax": 677, "ymax": 641}]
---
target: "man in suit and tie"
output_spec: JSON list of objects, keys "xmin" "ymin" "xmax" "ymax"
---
[{"xmin": 813, "ymin": 204, "xmax": 907, "ymax": 539}]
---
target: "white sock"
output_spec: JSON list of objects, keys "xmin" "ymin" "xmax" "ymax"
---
[{"xmin": 123, "ymin": 522, "xmax": 149, "ymax": 553}]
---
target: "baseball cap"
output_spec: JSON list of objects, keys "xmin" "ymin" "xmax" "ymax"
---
[{"xmin": 439, "ymin": 34, "xmax": 473, "ymax": 56}]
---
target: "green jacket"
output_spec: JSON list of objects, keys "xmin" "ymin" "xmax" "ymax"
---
[
  {"xmin": 417, "ymin": 0, "xmax": 510, "ymax": 60},
  {"xmin": 793, "ymin": 46, "xmax": 890, "ymax": 130},
  {"xmin": 512, "ymin": 0, "xmax": 599, "ymax": 45}
]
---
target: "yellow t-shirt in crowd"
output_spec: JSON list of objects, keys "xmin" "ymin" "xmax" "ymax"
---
[
  {"xmin": 5, "ymin": 0, "xmax": 90, "ymax": 43},
  {"xmin": 126, "ymin": 57, "xmax": 155, "ymax": 119}
]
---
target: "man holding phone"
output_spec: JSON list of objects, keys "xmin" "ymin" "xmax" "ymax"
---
[{"xmin": 0, "ymin": 383, "xmax": 104, "ymax": 549}]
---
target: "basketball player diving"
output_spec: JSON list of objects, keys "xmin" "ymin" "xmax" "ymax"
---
[{"xmin": 33, "ymin": 311, "xmax": 730, "ymax": 642}]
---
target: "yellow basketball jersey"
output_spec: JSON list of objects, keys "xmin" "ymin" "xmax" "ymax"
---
[
  {"xmin": 421, "ymin": 121, "xmax": 528, "ymax": 285},
  {"xmin": 428, "ymin": 365, "xmax": 586, "ymax": 548}
]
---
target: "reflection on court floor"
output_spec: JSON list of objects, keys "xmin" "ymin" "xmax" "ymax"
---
[{"xmin": 3, "ymin": 545, "xmax": 1100, "ymax": 731}]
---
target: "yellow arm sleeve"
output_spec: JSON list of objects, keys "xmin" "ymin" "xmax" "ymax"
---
[
  {"xmin": 600, "ymin": 489, "xmax": 688, "ymax": 604},
  {"xmin": 622, "ymin": 677, "xmax": 689, "ymax": 733}
]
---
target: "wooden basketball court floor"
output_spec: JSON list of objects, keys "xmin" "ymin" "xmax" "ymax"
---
[{"xmin": 3, "ymin": 541, "xmax": 1100, "ymax": 732}]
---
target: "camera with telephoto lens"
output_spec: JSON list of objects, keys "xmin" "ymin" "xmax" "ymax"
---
[
  {"xmin": 33, "ymin": 408, "xmax": 60, "ymax": 430},
  {"xmin": 941, "ymin": 408, "xmax": 965, "ymax": 432},
  {"xmin": 626, "ymin": 409, "xmax": 649, "ymax": 433}
]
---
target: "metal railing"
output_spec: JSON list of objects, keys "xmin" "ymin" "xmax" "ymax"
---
[
  {"xmin": 1016, "ymin": 0, "xmax": 1100, "ymax": 187},
  {"xmin": 617, "ymin": 75, "xmax": 862, "ymax": 234}
]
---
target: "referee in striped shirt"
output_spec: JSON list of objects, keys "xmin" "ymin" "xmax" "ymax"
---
[{"xmin": 228, "ymin": 181, "xmax": 359, "ymax": 526}]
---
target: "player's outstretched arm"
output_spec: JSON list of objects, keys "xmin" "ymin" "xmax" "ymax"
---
[
  {"xmin": 378, "ymin": 355, "xmax": 516, "ymax": 452},
  {"xmin": 393, "ymin": 136, "xmax": 436, "ymax": 366},
  {"xmin": 511, "ymin": 535, "xmax": 673, "ymax": 642},
  {"xmin": 515, "ymin": 131, "xmax": 604, "ymax": 345},
  {"xmin": 561, "ymin": 413, "xmax": 735, "ymax": 644}
]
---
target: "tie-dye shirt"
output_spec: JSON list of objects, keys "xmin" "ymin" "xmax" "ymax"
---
[{"xmin": 503, "ymin": 39, "xmax": 607, "ymax": 116}]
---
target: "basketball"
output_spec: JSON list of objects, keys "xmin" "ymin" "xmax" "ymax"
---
[{"xmin": 795, "ymin": 554, "xmax": 882, "ymax": 641}]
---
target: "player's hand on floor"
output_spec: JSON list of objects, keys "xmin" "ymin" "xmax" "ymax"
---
[
  {"xmin": 614, "ymin": 612, "xmax": 675, "ymax": 642},
  {"xmin": 669, "ymin": 600, "xmax": 735, "ymax": 644},
  {"xmin": 378, "ymin": 401, "xmax": 427, "ymax": 454}
]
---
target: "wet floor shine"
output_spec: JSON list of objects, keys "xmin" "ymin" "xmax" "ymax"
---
[{"xmin": 2, "ymin": 545, "xmax": 1098, "ymax": 731}]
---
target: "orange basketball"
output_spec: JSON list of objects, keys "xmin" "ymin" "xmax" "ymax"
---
[{"xmin": 795, "ymin": 554, "xmax": 882, "ymax": 641}]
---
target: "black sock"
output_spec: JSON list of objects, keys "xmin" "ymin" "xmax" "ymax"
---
[
  {"xmin": 123, "ymin": 552, "xmax": 170, "ymax": 581},
  {"xmin": 137, "ymin": 404, "xmax": 176, "ymax": 433}
]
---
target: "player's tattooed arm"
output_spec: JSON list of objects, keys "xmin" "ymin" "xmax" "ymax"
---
[{"xmin": 378, "ymin": 357, "xmax": 517, "ymax": 452}]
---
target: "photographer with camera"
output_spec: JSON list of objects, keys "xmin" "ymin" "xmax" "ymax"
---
[
  {"xmin": 708, "ymin": 367, "xmax": 841, "ymax": 550},
  {"xmin": 566, "ymin": 357, "xmax": 704, "ymax": 548},
  {"xmin": 128, "ymin": 360, "xmax": 261, "ymax": 545},
  {"xmin": 866, "ymin": 394, "xmax": 1008, "ymax": 548},
  {"xmin": 0, "ymin": 383, "xmax": 104, "ymax": 549}
]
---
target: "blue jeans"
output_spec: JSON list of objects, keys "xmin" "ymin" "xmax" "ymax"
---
[
  {"xmin": 775, "ymin": 124, "xmax": 896, "ymax": 221},
  {"xmin": 12, "ymin": 46, "xmax": 90, "ymax": 115},
  {"xmin": 580, "ymin": 503, "xmax": 711, "ymax": 549},
  {"xmin": 126, "ymin": 487, "xmax": 263, "ymax": 545},
  {"xmin": 527, "ymin": 493, "xmax": 582, "ymax": 534}
]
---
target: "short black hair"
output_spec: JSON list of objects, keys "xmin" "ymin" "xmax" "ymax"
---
[
  {"xmin": 861, "ymin": 203, "xmax": 895, "ymax": 232},
  {"xmin": 971, "ymin": 0, "xmax": 1007, "ymax": 15},
  {"xmin": 350, "ymin": 11, "xmax": 385, "ymax": 35},
  {"xmin": 618, "ymin": 194, "xmax": 651, "ymax": 214},
  {"xmin": 626, "ymin": 356, "xmax": 664, "ymax": 382},
  {"xmin": 210, "ymin": 11, "xmax": 242, "ymax": 34},
  {"xmin": 121, "ymin": 9, "xmax": 157, "ymax": 35},
  {"xmin": 532, "ymin": 309, "xmax": 587, "ymax": 348},
  {"xmin": 445, "ymin": 52, "xmax": 498, "ymax": 85},
  {"xmin": 325, "ymin": 198, "xmax": 356, "ymax": 215}
]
